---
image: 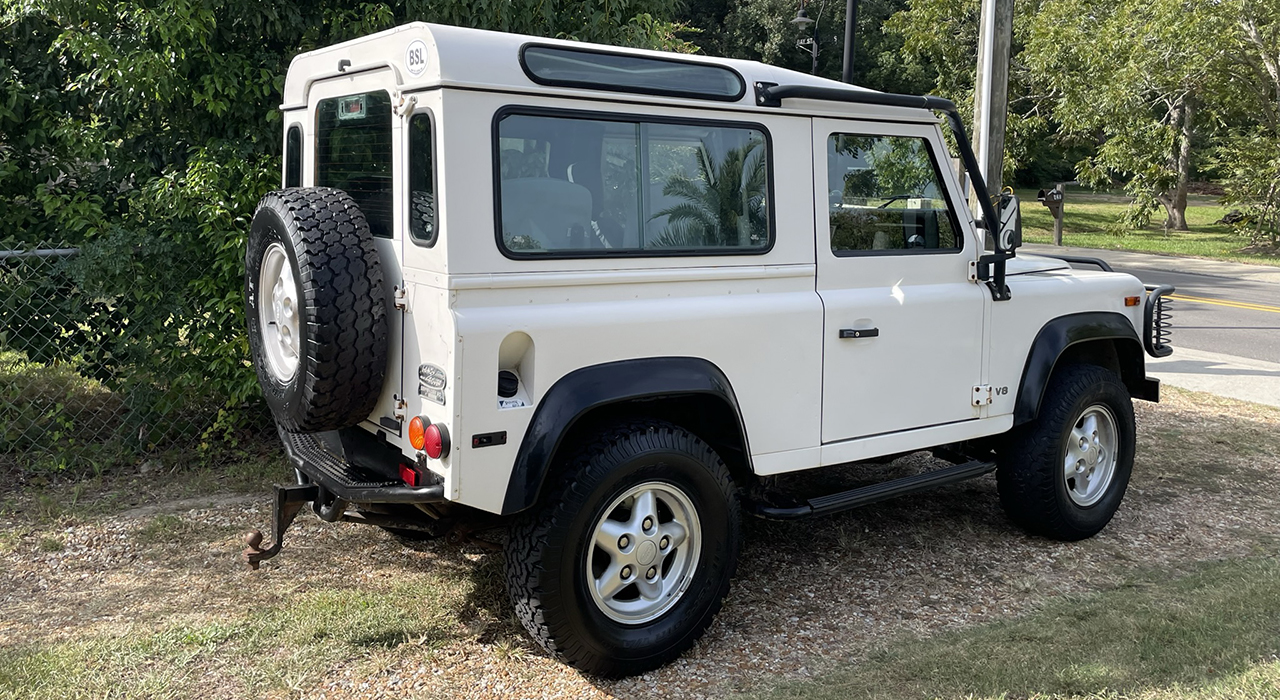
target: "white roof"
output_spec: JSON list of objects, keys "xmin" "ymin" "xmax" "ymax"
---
[{"xmin": 282, "ymin": 22, "xmax": 932, "ymax": 122}]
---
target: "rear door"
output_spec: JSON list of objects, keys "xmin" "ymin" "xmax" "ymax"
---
[
  {"xmin": 814, "ymin": 118, "xmax": 985, "ymax": 443},
  {"xmin": 310, "ymin": 76, "xmax": 405, "ymax": 435}
]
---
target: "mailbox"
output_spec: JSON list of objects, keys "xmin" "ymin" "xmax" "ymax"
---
[{"xmin": 1037, "ymin": 187, "xmax": 1065, "ymax": 218}]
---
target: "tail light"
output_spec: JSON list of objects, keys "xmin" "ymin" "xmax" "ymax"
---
[
  {"xmin": 408, "ymin": 415, "xmax": 427, "ymax": 451},
  {"xmin": 423, "ymin": 422, "xmax": 450, "ymax": 460}
]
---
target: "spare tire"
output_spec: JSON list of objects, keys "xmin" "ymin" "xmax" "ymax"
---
[{"xmin": 245, "ymin": 187, "xmax": 388, "ymax": 432}]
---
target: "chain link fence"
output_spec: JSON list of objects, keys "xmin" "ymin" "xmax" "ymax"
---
[{"xmin": 1, "ymin": 241, "xmax": 274, "ymax": 477}]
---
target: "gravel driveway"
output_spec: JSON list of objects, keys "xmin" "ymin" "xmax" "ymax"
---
[{"xmin": 2, "ymin": 388, "xmax": 1277, "ymax": 699}]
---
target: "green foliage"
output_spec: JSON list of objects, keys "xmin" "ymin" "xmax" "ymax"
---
[
  {"xmin": 1023, "ymin": 0, "xmax": 1232, "ymax": 230},
  {"xmin": 1206, "ymin": 0, "xmax": 1280, "ymax": 243},
  {"xmin": 711, "ymin": 0, "xmax": 931, "ymax": 94},
  {"xmin": 0, "ymin": 0, "xmax": 696, "ymax": 464},
  {"xmin": 884, "ymin": 0, "xmax": 1053, "ymax": 187}
]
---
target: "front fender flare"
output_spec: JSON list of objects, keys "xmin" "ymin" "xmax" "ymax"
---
[
  {"xmin": 1014, "ymin": 312, "xmax": 1151, "ymax": 427},
  {"xmin": 501, "ymin": 357, "xmax": 748, "ymax": 515}
]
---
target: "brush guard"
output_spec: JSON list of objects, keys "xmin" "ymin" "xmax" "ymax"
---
[{"xmin": 1144, "ymin": 284, "xmax": 1175, "ymax": 358}]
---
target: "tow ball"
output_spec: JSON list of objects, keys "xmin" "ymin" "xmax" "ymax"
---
[{"xmin": 243, "ymin": 483, "xmax": 318, "ymax": 570}]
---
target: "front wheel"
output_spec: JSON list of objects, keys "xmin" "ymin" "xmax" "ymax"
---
[
  {"xmin": 505, "ymin": 421, "xmax": 740, "ymax": 677},
  {"xmin": 997, "ymin": 364, "xmax": 1136, "ymax": 541}
]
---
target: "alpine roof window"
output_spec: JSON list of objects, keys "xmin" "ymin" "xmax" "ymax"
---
[{"xmin": 520, "ymin": 45, "xmax": 745, "ymax": 102}]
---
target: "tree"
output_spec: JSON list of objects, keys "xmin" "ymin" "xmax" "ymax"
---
[
  {"xmin": 711, "ymin": 0, "xmax": 931, "ymax": 94},
  {"xmin": 0, "ymin": 0, "xmax": 695, "ymax": 428},
  {"xmin": 882, "ymin": 0, "xmax": 1053, "ymax": 187},
  {"xmin": 1023, "ymin": 0, "xmax": 1233, "ymax": 231},
  {"xmin": 1208, "ymin": 0, "xmax": 1280, "ymax": 243}
]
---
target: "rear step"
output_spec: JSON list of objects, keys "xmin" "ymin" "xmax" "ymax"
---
[
  {"xmin": 281, "ymin": 430, "xmax": 445, "ymax": 504},
  {"xmin": 752, "ymin": 459, "xmax": 997, "ymax": 520}
]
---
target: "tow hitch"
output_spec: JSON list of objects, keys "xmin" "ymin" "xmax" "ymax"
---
[{"xmin": 243, "ymin": 483, "xmax": 318, "ymax": 570}]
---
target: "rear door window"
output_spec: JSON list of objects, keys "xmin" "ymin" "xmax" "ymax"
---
[{"xmin": 316, "ymin": 91, "xmax": 394, "ymax": 239}]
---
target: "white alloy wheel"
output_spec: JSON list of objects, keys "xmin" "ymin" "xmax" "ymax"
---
[
  {"xmin": 1063, "ymin": 404, "xmax": 1119, "ymax": 507},
  {"xmin": 587, "ymin": 481, "xmax": 702, "ymax": 625},
  {"xmin": 258, "ymin": 242, "xmax": 301, "ymax": 382}
]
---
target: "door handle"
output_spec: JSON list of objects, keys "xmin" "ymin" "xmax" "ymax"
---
[{"xmin": 840, "ymin": 328, "xmax": 880, "ymax": 339}]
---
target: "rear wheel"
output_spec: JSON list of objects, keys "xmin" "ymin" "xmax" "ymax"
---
[
  {"xmin": 505, "ymin": 421, "xmax": 740, "ymax": 677},
  {"xmin": 997, "ymin": 364, "xmax": 1135, "ymax": 541}
]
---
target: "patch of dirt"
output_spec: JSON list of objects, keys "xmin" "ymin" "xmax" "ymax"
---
[
  {"xmin": 1, "ymin": 388, "xmax": 1278, "ymax": 699},
  {"xmin": 1238, "ymin": 242, "xmax": 1280, "ymax": 257}
]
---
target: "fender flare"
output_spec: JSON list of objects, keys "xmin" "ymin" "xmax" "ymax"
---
[
  {"xmin": 1014, "ymin": 311, "xmax": 1153, "ymax": 426},
  {"xmin": 501, "ymin": 357, "xmax": 749, "ymax": 515}
]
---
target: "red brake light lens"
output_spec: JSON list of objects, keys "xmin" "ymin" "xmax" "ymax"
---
[
  {"xmin": 409, "ymin": 416, "xmax": 427, "ymax": 450},
  {"xmin": 423, "ymin": 423, "xmax": 449, "ymax": 460}
]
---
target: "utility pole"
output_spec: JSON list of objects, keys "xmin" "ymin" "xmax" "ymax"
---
[
  {"xmin": 841, "ymin": 0, "xmax": 858, "ymax": 84},
  {"xmin": 970, "ymin": 0, "xmax": 1015, "ymax": 216}
]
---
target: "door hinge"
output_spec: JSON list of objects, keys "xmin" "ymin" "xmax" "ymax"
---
[
  {"xmin": 972, "ymin": 385, "xmax": 992, "ymax": 406},
  {"xmin": 968, "ymin": 259, "xmax": 979, "ymax": 282},
  {"xmin": 393, "ymin": 395, "xmax": 408, "ymax": 421},
  {"xmin": 393, "ymin": 285, "xmax": 408, "ymax": 311}
]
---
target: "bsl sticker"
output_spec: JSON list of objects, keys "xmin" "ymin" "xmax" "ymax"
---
[{"xmin": 405, "ymin": 39, "xmax": 428, "ymax": 77}]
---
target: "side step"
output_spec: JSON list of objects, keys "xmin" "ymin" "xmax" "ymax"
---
[{"xmin": 752, "ymin": 459, "xmax": 997, "ymax": 521}]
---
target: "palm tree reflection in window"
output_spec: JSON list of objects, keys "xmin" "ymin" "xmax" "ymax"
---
[{"xmin": 650, "ymin": 138, "xmax": 768, "ymax": 249}]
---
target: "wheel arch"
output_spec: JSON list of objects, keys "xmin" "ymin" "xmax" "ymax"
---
[
  {"xmin": 500, "ymin": 357, "xmax": 753, "ymax": 515},
  {"xmin": 1014, "ymin": 311, "xmax": 1157, "ymax": 427}
]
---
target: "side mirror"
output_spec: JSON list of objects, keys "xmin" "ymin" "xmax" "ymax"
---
[{"xmin": 996, "ymin": 192, "xmax": 1022, "ymax": 252}]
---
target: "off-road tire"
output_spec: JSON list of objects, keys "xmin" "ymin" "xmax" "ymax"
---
[
  {"xmin": 997, "ymin": 363, "xmax": 1135, "ymax": 541},
  {"xmin": 246, "ymin": 187, "xmax": 388, "ymax": 433},
  {"xmin": 505, "ymin": 421, "xmax": 741, "ymax": 677}
]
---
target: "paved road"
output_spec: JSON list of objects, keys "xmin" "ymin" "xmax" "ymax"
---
[
  {"xmin": 1113, "ymin": 267, "xmax": 1280, "ymax": 364},
  {"xmin": 1022, "ymin": 244, "xmax": 1280, "ymax": 407}
]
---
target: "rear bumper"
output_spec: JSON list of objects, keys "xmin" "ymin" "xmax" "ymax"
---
[{"xmin": 279, "ymin": 428, "xmax": 446, "ymax": 505}]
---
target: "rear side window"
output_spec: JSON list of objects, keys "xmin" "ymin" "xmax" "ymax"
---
[
  {"xmin": 316, "ymin": 91, "xmax": 393, "ymax": 238},
  {"xmin": 826, "ymin": 134, "xmax": 961, "ymax": 255},
  {"xmin": 496, "ymin": 110, "xmax": 772, "ymax": 257},
  {"xmin": 408, "ymin": 112, "xmax": 437, "ymax": 246},
  {"xmin": 284, "ymin": 125, "xmax": 302, "ymax": 187}
]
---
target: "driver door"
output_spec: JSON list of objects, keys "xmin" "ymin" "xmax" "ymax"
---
[{"xmin": 814, "ymin": 118, "xmax": 986, "ymax": 443}]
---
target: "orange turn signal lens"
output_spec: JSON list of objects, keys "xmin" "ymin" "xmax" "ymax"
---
[
  {"xmin": 1125, "ymin": 296, "xmax": 1142, "ymax": 307},
  {"xmin": 408, "ymin": 416, "xmax": 427, "ymax": 451}
]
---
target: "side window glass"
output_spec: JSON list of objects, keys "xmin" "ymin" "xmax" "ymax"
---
[
  {"xmin": 497, "ymin": 113, "xmax": 771, "ymax": 256},
  {"xmin": 827, "ymin": 135, "xmax": 961, "ymax": 255},
  {"xmin": 316, "ymin": 91, "xmax": 393, "ymax": 238},
  {"xmin": 285, "ymin": 125, "xmax": 302, "ymax": 188},
  {"xmin": 408, "ymin": 112, "xmax": 437, "ymax": 246}
]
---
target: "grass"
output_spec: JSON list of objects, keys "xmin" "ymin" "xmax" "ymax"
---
[
  {"xmin": 1016, "ymin": 188, "xmax": 1280, "ymax": 266},
  {"xmin": 0, "ymin": 554, "xmax": 510, "ymax": 700},
  {"xmin": 758, "ymin": 557, "xmax": 1280, "ymax": 700},
  {"xmin": 0, "ymin": 387, "xmax": 1277, "ymax": 698},
  {"xmin": 0, "ymin": 584, "xmax": 469, "ymax": 699}
]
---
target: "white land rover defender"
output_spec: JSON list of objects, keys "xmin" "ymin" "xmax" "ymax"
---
[{"xmin": 243, "ymin": 22, "xmax": 1174, "ymax": 676}]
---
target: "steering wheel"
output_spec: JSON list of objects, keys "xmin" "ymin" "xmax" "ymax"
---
[{"xmin": 877, "ymin": 194, "xmax": 925, "ymax": 209}]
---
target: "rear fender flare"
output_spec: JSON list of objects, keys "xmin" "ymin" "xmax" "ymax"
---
[{"xmin": 501, "ymin": 357, "xmax": 749, "ymax": 515}]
